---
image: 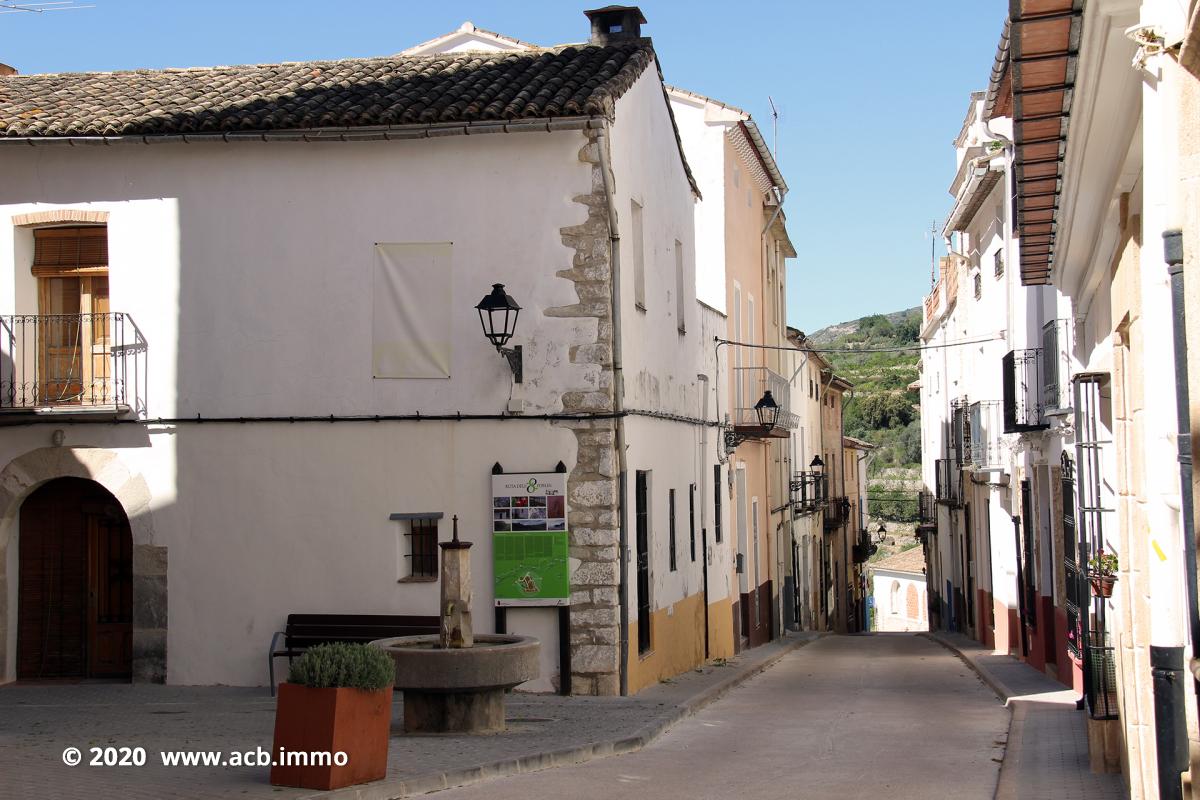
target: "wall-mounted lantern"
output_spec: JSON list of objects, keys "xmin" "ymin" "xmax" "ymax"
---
[
  {"xmin": 475, "ymin": 283, "xmax": 523, "ymax": 383},
  {"xmin": 754, "ymin": 390, "xmax": 780, "ymax": 432},
  {"xmin": 724, "ymin": 390, "xmax": 782, "ymax": 454}
]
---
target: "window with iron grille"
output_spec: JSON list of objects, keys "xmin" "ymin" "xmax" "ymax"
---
[
  {"xmin": 668, "ymin": 488, "xmax": 677, "ymax": 572},
  {"xmin": 713, "ymin": 465, "xmax": 722, "ymax": 543},
  {"xmin": 974, "ymin": 272, "xmax": 982, "ymax": 300},
  {"xmin": 404, "ymin": 517, "xmax": 439, "ymax": 578},
  {"xmin": 689, "ymin": 483, "xmax": 696, "ymax": 562},
  {"xmin": 994, "ymin": 249, "xmax": 1004, "ymax": 278}
]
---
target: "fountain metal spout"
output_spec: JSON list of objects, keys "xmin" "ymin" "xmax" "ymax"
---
[{"xmin": 438, "ymin": 515, "xmax": 473, "ymax": 649}]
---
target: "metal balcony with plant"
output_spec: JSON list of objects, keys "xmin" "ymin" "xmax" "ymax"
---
[
  {"xmin": 1, "ymin": 312, "xmax": 146, "ymax": 415},
  {"xmin": 823, "ymin": 495, "xmax": 849, "ymax": 530},
  {"xmin": 790, "ymin": 470, "xmax": 826, "ymax": 516}
]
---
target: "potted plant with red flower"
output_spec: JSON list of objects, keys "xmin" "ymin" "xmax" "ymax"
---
[
  {"xmin": 270, "ymin": 642, "xmax": 395, "ymax": 790},
  {"xmin": 1087, "ymin": 550, "xmax": 1119, "ymax": 598}
]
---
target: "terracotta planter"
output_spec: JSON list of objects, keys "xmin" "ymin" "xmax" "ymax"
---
[
  {"xmin": 1089, "ymin": 573, "xmax": 1116, "ymax": 598},
  {"xmin": 270, "ymin": 683, "xmax": 392, "ymax": 790}
]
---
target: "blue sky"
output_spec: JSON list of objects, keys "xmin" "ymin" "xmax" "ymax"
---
[{"xmin": 2, "ymin": 0, "xmax": 1005, "ymax": 331}]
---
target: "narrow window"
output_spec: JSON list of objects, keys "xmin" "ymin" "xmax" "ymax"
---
[
  {"xmin": 974, "ymin": 272, "xmax": 982, "ymax": 300},
  {"xmin": 668, "ymin": 488, "xmax": 678, "ymax": 572},
  {"xmin": 675, "ymin": 239, "xmax": 686, "ymax": 334},
  {"xmin": 632, "ymin": 200, "xmax": 646, "ymax": 310},
  {"xmin": 393, "ymin": 513, "xmax": 442, "ymax": 580},
  {"xmin": 994, "ymin": 248, "xmax": 1005, "ymax": 278},
  {"xmin": 713, "ymin": 465, "xmax": 723, "ymax": 544},
  {"xmin": 689, "ymin": 483, "xmax": 697, "ymax": 562},
  {"xmin": 635, "ymin": 471, "xmax": 652, "ymax": 654}
]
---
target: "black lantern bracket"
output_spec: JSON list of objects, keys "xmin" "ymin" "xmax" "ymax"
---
[{"xmin": 500, "ymin": 344, "xmax": 523, "ymax": 384}]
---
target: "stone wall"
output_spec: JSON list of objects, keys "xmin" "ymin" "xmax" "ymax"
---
[{"xmin": 548, "ymin": 131, "xmax": 621, "ymax": 696}]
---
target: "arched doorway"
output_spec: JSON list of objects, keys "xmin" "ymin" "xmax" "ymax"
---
[{"xmin": 17, "ymin": 478, "xmax": 132, "ymax": 680}]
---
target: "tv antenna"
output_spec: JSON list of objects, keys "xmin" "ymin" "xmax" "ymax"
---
[
  {"xmin": 0, "ymin": 1, "xmax": 94, "ymax": 13},
  {"xmin": 767, "ymin": 95, "xmax": 779, "ymax": 162},
  {"xmin": 925, "ymin": 219, "xmax": 939, "ymax": 288}
]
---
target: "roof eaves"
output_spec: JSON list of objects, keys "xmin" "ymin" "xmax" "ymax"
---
[{"xmin": 983, "ymin": 19, "xmax": 1012, "ymax": 121}]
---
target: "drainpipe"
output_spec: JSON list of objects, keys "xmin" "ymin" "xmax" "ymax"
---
[
  {"xmin": 595, "ymin": 127, "xmax": 630, "ymax": 696},
  {"xmin": 1160, "ymin": 229, "xmax": 1198, "ymax": 800}
]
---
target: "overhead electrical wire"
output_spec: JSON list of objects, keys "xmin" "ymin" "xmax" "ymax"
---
[{"xmin": 714, "ymin": 334, "xmax": 1004, "ymax": 354}]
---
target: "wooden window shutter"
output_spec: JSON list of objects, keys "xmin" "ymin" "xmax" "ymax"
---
[{"xmin": 33, "ymin": 226, "xmax": 108, "ymax": 274}]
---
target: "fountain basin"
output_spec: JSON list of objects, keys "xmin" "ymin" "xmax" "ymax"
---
[{"xmin": 372, "ymin": 634, "xmax": 539, "ymax": 733}]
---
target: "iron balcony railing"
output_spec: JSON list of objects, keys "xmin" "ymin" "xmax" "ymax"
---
[
  {"xmin": 790, "ymin": 471, "xmax": 826, "ymax": 516},
  {"xmin": 732, "ymin": 366, "xmax": 798, "ymax": 432},
  {"xmin": 1, "ymin": 313, "xmax": 146, "ymax": 414},
  {"xmin": 1002, "ymin": 348, "xmax": 1049, "ymax": 432},
  {"xmin": 1042, "ymin": 319, "xmax": 1072, "ymax": 414},
  {"xmin": 823, "ymin": 495, "xmax": 849, "ymax": 531},
  {"xmin": 935, "ymin": 458, "xmax": 962, "ymax": 507},
  {"xmin": 917, "ymin": 489, "xmax": 937, "ymax": 527},
  {"xmin": 967, "ymin": 400, "xmax": 1004, "ymax": 469}
]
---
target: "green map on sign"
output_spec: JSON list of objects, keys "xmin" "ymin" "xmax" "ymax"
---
[{"xmin": 493, "ymin": 531, "xmax": 569, "ymax": 601}]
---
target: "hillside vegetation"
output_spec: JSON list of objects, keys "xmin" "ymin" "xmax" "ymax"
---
[{"xmin": 809, "ymin": 307, "xmax": 922, "ymax": 523}]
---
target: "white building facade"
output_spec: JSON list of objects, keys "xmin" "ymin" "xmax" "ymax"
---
[{"xmin": 0, "ymin": 7, "xmax": 731, "ymax": 697}]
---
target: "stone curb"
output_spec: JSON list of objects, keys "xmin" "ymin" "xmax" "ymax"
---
[{"xmin": 305, "ymin": 633, "xmax": 822, "ymax": 800}]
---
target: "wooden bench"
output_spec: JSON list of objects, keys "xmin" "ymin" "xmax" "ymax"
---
[{"xmin": 268, "ymin": 613, "xmax": 439, "ymax": 695}]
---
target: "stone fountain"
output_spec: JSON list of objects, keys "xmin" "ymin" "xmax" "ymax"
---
[{"xmin": 373, "ymin": 516, "xmax": 539, "ymax": 733}]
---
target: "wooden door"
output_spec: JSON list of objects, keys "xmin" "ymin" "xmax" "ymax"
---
[
  {"xmin": 86, "ymin": 501, "xmax": 133, "ymax": 677},
  {"xmin": 18, "ymin": 480, "xmax": 89, "ymax": 679},
  {"xmin": 38, "ymin": 277, "xmax": 85, "ymax": 404},
  {"xmin": 18, "ymin": 479, "xmax": 131, "ymax": 680}
]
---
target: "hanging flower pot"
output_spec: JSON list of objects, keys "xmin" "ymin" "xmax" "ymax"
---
[
  {"xmin": 1089, "ymin": 572, "xmax": 1116, "ymax": 598},
  {"xmin": 1087, "ymin": 550, "xmax": 1118, "ymax": 598}
]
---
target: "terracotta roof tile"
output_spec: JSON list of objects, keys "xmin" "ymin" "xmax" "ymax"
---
[
  {"xmin": 872, "ymin": 547, "xmax": 926, "ymax": 576},
  {"xmin": 0, "ymin": 43, "xmax": 653, "ymax": 138}
]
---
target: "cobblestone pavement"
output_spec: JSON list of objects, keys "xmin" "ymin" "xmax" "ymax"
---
[
  {"xmin": 0, "ymin": 634, "xmax": 814, "ymax": 800},
  {"xmin": 428, "ymin": 634, "xmax": 1010, "ymax": 800},
  {"xmin": 926, "ymin": 631, "xmax": 1128, "ymax": 800}
]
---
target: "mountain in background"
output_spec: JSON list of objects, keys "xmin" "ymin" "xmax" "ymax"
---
[{"xmin": 805, "ymin": 306, "xmax": 922, "ymax": 529}]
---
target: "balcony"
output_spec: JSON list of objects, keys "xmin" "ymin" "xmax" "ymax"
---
[
  {"xmin": 823, "ymin": 495, "xmax": 849, "ymax": 531},
  {"xmin": 967, "ymin": 400, "xmax": 1004, "ymax": 469},
  {"xmin": 917, "ymin": 490, "xmax": 937, "ymax": 529},
  {"xmin": 790, "ymin": 471, "xmax": 826, "ymax": 516},
  {"xmin": 935, "ymin": 458, "xmax": 962, "ymax": 507},
  {"xmin": 1002, "ymin": 348, "xmax": 1048, "ymax": 432},
  {"xmin": 732, "ymin": 366, "xmax": 798, "ymax": 437},
  {"xmin": 1041, "ymin": 319, "xmax": 1072, "ymax": 415},
  {"xmin": 1, "ymin": 313, "xmax": 146, "ymax": 416}
]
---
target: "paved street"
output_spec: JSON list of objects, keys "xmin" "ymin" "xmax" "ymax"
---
[{"xmin": 433, "ymin": 634, "xmax": 1009, "ymax": 800}]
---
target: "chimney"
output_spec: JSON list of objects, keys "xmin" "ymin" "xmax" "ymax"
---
[
  {"xmin": 0, "ymin": 64, "xmax": 16, "ymax": 77},
  {"xmin": 584, "ymin": 5, "xmax": 647, "ymax": 45}
]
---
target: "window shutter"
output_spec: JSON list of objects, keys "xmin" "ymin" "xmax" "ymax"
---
[{"xmin": 33, "ymin": 227, "xmax": 108, "ymax": 273}]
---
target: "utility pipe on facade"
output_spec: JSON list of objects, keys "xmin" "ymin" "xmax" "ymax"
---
[
  {"xmin": 595, "ymin": 126, "xmax": 631, "ymax": 697},
  {"xmin": 1161, "ymin": 228, "xmax": 1199, "ymax": 800}
]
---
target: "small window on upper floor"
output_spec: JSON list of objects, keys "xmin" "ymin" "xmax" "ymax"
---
[
  {"xmin": 974, "ymin": 272, "xmax": 982, "ymax": 300},
  {"xmin": 994, "ymin": 249, "xmax": 1005, "ymax": 278},
  {"xmin": 632, "ymin": 200, "xmax": 646, "ymax": 311},
  {"xmin": 674, "ymin": 239, "xmax": 686, "ymax": 334}
]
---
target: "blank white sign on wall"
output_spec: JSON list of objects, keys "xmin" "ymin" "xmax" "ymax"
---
[{"xmin": 372, "ymin": 242, "xmax": 452, "ymax": 378}]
